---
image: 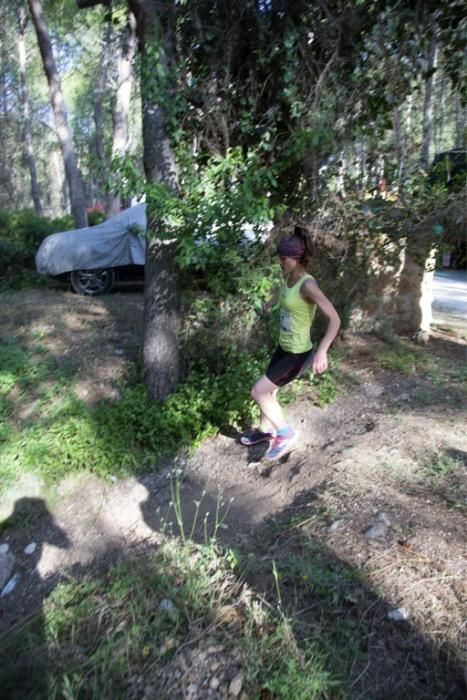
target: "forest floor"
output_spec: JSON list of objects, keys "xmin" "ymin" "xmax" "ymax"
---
[{"xmin": 0, "ymin": 285, "xmax": 466, "ymax": 699}]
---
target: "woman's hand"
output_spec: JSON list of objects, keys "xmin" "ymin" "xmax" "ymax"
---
[{"xmin": 312, "ymin": 349, "xmax": 328, "ymax": 374}]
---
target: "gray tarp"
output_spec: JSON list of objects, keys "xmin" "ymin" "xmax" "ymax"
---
[{"xmin": 35, "ymin": 204, "xmax": 147, "ymax": 276}]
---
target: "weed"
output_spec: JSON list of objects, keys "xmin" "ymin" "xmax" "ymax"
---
[
  {"xmin": 167, "ymin": 471, "xmax": 234, "ymax": 545},
  {"xmin": 376, "ymin": 348, "xmax": 418, "ymax": 374},
  {"xmin": 423, "ymin": 451, "xmax": 463, "ymax": 480},
  {"xmin": 244, "ymin": 620, "xmax": 341, "ymax": 699},
  {"xmin": 420, "ymin": 451, "xmax": 466, "ymax": 512},
  {"xmin": 0, "ymin": 535, "xmax": 342, "ymax": 698}
]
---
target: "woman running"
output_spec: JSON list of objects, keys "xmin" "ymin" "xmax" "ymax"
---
[{"xmin": 241, "ymin": 225, "xmax": 341, "ymax": 461}]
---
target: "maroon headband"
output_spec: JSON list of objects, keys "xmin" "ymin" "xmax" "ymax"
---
[{"xmin": 276, "ymin": 237, "xmax": 305, "ymax": 259}]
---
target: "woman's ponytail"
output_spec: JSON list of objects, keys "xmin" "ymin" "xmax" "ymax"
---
[{"xmin": 293, "ymin": 225, "xmax": 313, "ymax": 268}]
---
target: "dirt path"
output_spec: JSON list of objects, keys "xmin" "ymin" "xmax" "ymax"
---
[{"xmin": 0, "ymin": 288, "xmax": 466, "ymax": 696}]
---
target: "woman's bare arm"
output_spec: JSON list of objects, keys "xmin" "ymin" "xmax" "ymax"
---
[{"xmin": 301, "ymin": 279, "xmax": 341, "ymax": 374}]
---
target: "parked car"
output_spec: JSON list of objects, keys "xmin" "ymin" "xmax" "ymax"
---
[
  {"xmin": 36, "ymin": 203, "xmax": 270, "ymax": 296},
  {"xmin": 35, "ymin": 205, "xmax": 146, "ymax": 295}
]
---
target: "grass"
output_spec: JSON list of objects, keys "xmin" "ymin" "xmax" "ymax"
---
[
  {"xmin": 420, "ymin": 451, "xmax": 467, "ymax": 512},
  {"xmin": 375, "ymin": 347, "xmax": 419, "ymax": 374},
  {"xmin": 0, "ymin": 337, "xmax": 266, "ymax": 497},
  {"xmin": 0, "ymin": 325, "xmax": 344, "ymax": 499},
  {"xmin": 0, "ymin": 534, "xmax": 342, "ymax": 699}
]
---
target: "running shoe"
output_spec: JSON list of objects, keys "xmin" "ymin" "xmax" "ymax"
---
[
  {"xmin": 264, "ymin": 431, "xmax": 298, "ymax": 461},
  {"xmin": 240, "ymin": 428, "xmax": 274, "ymax": 446}
]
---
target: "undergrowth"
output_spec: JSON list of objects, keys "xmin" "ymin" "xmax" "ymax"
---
[
  {"xmin": 0, "ymin": 338, "xmax": 267, "ymax": 492},
  {"xmin": 0, "ymin": 534, "xmax": 341, "ymax": 699}
]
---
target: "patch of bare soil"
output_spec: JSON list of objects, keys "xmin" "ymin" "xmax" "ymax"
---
[{"xmin": 1, "ymin": 287, "xmax": 466, "ymax": 698}]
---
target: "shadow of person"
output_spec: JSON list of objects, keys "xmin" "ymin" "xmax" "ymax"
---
[{"xmin": 0, "ymin": 497, "xmax": 71, "ymax": 699}]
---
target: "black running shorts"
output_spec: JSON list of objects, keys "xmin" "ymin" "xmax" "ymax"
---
[{"xmin": 265, "ymin": 345, "xmax": 313, "ymax": 387}]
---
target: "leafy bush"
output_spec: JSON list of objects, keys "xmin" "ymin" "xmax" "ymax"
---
[
  {"xmin": 0, "ymin": 334, "xmax": 265, "ymax": 490},
  {"xmin": 0, "ymin": 209, "xmax": 74, "ymax": 289}
]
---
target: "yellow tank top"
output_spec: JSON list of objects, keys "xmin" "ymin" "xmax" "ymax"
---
[{"xmin": 279, "ymin": 274, "xmax": 316, "ymax": 353}]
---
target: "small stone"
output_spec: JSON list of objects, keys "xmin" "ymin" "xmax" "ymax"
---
[
  {"xmin": 363, "ymin": 511, "xmax": 392, "ymax": 539},
  {"xmin": 363, "ymin": 383, "xmax": 384, "ymax": 398},
  {"xmin": 185, "ymin": 683, "xmax": 198, "ymax": 699},
  {"xmin": 229, "ymin": 673, "xmax": 243, "ymax": 697},
  {"xmin": 207, "ymin": 645, "xmax": 224, "ymax": 655},
  {"xmin": 0, "ymin": 544, "xmax": 9, "ymax": 554},
  {"xmin": 210, "ymin": 677, "xmax": 220, "ymax": 690},
  {"xmin": 1, "ymin": 573, "xmax": 20, "ymax": 597},
  {"xmin": 378, "ymin": 512, "xmax": 391, "ymax": 527},
  {"xmin": 329, "ymin": 519, "xmax": 345, "ymax": 532},
  {"xmin": 115, "ymin": 348, "xmax": 125, "ymax": 356},
  {"xmin": 363, "ymin": 522, "xmax": 389, "ymax": 540},
  {"xmin": 247, "ymin": 461, "xmax": 262, "ymax": 468},
  {"xmin": 387, "ymin": 607, "xmax": 408, "ymax": 621},
  {"xmin": 159, "ymin": 598, "xmax": 174, "ymax": 611},
  {"xmin": 24, "ymin": 543, "xmax": 37, "ymax": 555}
]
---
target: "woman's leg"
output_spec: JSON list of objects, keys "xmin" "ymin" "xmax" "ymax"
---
[{"xmin": 251, "ymin": 375, "xmax": 287, "ymax": 432}]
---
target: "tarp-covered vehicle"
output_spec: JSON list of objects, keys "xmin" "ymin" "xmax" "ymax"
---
[{"xmin": 35, "ymin": 205, "xmax": 147, "ymax": 295}]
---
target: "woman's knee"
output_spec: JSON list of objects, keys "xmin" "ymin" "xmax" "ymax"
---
[{"xmin": 251, "ymin": 377, "xmax": 275, "ymax": 403}]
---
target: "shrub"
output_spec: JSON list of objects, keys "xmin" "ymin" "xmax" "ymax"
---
[{"xmin": 0, "ymin": 209, "xmax": 73, "ymax": 289}]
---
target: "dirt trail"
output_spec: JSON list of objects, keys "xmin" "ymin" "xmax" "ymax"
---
[{"xmin": 0, "ymin": 288, "xmax": 466, "ymax": 696}]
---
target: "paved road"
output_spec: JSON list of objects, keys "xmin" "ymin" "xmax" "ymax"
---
[{"xmin": 432, "ymin": 269, "xmax": 467, "ymax": 318}]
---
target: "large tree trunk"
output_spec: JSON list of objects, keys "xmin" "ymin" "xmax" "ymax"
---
[
  {"xmin": 106, "ymin": 9, "xmax": 137, "ymax": 217},
  {"xmin": 28, "ymin": 0, "xmax": 87, "ymax": 227},
  {"xmin": 130, "ymin": 0, "xmax": 181, "ymax": 401},
  {"xmin": 77, "ymin": 0, "xmax": 181, "ymax": 401},
  {"xmin": 17, "ymin": 6, "xmax": 42, "ymax": 215}
]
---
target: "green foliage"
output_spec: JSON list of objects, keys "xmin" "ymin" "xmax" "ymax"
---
[
  {"xmin": 313, "ymin": 371, "xmax": 340, "ymax": 407},
  {"xmin": 0, "ymin": 534, "xmax": 342, "ymax": 698},
  {"xmin": 0, "ymin": 331, "xmax": 264, "ymax": 493},
  {"xmin": 423, "ymin": 451, "xmax": 464, "ymax": 481},
  {"xmin": 0, "ymin": 209, "xmax": 73, "ymax": 289},
  {"xmin": 376, "ymin": 348, "xmax": 418, "ymax": 375},
  {"xmin": 0, "ymin": 541, "xmax": 236, "ymax": 696}
]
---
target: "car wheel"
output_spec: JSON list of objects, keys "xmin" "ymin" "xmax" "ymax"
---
[{"xmin": 70, "ymin": 268, "xmax": 115, "ymax": 296}]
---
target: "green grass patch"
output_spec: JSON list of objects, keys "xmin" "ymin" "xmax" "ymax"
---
[
  {"xmin": 423, "ymin": 451, "xmax": 463, "ymax": 480},
  {"xmin": 420, "ymin": 451, "xmax": 466, "ymax": 512},
  {"xmin": 375, "ymin": 347, "xmax": 418, "ymax": 375},
  {"xmin": 0, "ymin": 538, "xmax": 341, "ymax": 699},
  {"xmin": 0, "ymin": 338, "xmax": 267, "ymax": 495}
]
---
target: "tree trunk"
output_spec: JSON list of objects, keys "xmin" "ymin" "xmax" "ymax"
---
[
  {"xmin": 454, "ymin": 92, "xmax": 465, "ymax": 150},
  {"xmin": 130, "ymin": 0, "xmax": 181, "ymax": 401},
  {"xmin": 28, "ymin": 0, "xmax": 87, "ymax": 227},
  {"xmin": 77, "ymin": 0, "xmax": 181, "ymax": 400},
  {"xmin": 421, "ymin": 41, "xmax": 437, "ymax": 169},
  {"xmin": 93, "ymin": 21, "xmax": 112, "ymax": 173},
  {"xmin": 17, "ymin": 6, "xmax": 42, "ymax": 215},
  {"xmin": 106, "ymin": 9, "xmax": 137, "ymax": 217},
  {"xmin": 393, "ymin": 106, "xmax": 406, "ymax": 190}
]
